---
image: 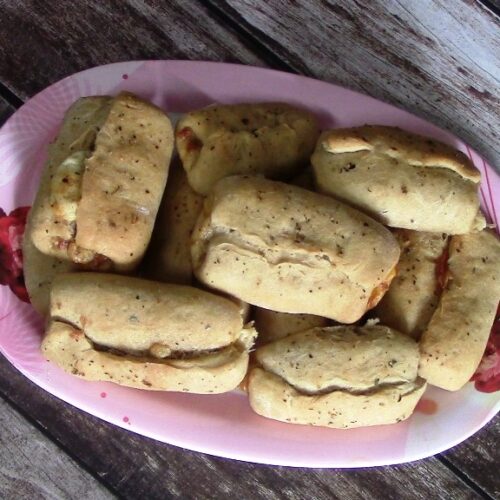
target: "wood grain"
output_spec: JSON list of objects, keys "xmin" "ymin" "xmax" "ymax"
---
[
  {"xmin": 0, "ymin": 0, "xmax": 497, "ymax": 169},
  {"xmin": 212, "ymin": 0, "xmax": 500, "ymax": 168},
  {"xmin": 0, "ymin": 2, "xmax": 499, "ymax": 498},
  {"xmin": 0, "ymin": 398, "xmax": 113, "ymax": 500},
  {"xmin": 0, "ymin": 0, "xmax": 265, "ymax": 100},
  {"xmin": 0, "ymin": 354, "xmax": 494, "ymax": 500},
  {"xmin": 440, "ymin": 417, "xmax": 500, "ymax": 498}
]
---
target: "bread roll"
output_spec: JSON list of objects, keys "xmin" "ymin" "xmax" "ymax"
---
[
  {"xmin": 312, "ymin": 126, "xmax": 485, "ymax": 234},
  {"xmin": 41, "ymin": 273, "xmax": 256, "ymax": 393},
  {"xmin": 30, "ymin": 92, "xmax": 174, "ymax": 271},
  {"xmin": 176, "ymin": 103, "xmax": 319, "ymax": 195},
  {"xmin": 144, "ymin": 161, "xmax": 203, "ymax": 284},
  {"xmin": 419, "ymin": 230, "xmax": 500, "ymax": 391},
  {"xmin": 248, "ymin": 325, "xmax": 426, "ymax": 428},
  {"xmin": 22, "ymin": 212, "xmax": 75, "ymax": 316},
  {"xmin": 375, "ymin": 230, "xmax": 448, "ymax": 339},
  {"xmin": 191, "ymin": 176, "xmax": 400, "ymax": 323},
  {"xmin": 254, "ymin": 308, "xmax": 329, "ymax": 344}
]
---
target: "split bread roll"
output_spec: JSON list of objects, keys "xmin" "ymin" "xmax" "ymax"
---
[
  {"xmin": 254, "ymin": 308, "xmax": 329, "ymax": 344},
  {"xmin": 375, "ymin": 230, "xmax": 449, "ymax": 339},
  {"xmin": 191, "ymin": 176, "xmax": 400, "ymax": 323},
  {"xmin": 41, "ymin": 273, "xmax": 256, "ymax": 393},
  {"xmin": 30, "ymin": 92, "xmax": 174, "ymax": 271},
  {"xmin": 176, "ymin": 103, "xmax": 319, "ymax": 195},
  {"xmin": 144, "ymin": 161, "xmax": 203, "ymax": 284},
  {"xmin": 312, "ymin": 126, "xmax": 485, "ymax": 234},
  {"xmin": 419, "ymin": 230, "xmax": 500, "ymax": 391},
  {"xmin": 248, "ymin": 325, "xmax": 427, "ymax": 428}
]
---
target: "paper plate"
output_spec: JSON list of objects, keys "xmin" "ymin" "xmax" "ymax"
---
[{"xmin": 0, "ymin": 61, "xmax": 498, "ymax": 467}]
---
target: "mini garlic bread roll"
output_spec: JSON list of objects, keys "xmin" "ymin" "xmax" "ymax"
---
[
  {"xmin": 30, "ymin": 92, "xmax": 174, "ymax": 271},
  {"xmin": 23, "ymin": 212, "xmax": 75, "ymax": 316},
  {"xmin": 375, "ymin": 230, "xmax": 449, "ymax": 339},
  {"xmin": 248, "ymin": 325, "xmax": 426, "ymax": 428},
  {"xmin": 191, "ymin": 176, "xmax": 400, "ymax": 323},
  {"xmin": 312, "ymin": 126, "xmax": 485, "ymax": 234},
  {"xmin": 419, "ymin": 230, "xmax": 500, "ymax": 391},
  {"xmin": 254, "ymin": 308, "xmax": 329, "ymax": 344},
  {"xmin": 176, "ymin": 103, "xmax": 319, "ymax": 195},
  {"xmin": 144, "ymin": 161, "xmax": 203, "ymax": 284},
  {"xmin": 42, "ymin": 273, "xmax": 256, "ymax": 393}
]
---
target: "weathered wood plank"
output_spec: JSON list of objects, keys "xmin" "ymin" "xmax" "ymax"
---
[
  {"xmin": 0, "ymin": 397, "xmax": 114, "ymax": 500},
  {"xmin": 213, "ymin": 0, "xmax": 500, "ymax": 168},
  {"xmin": 2, "ymin": 0, "xmax": 497, "ymax": 167},
  {"xmin": 440, "ymin": 416, "xmax": 500, "ymax": 498},
  {"xmin": 0, "ymin": 0, "xmax": 265, "ymax": 100},
  {"xmin": 0, "ymin": 354, "xmax": 493, "ymax": 500}
]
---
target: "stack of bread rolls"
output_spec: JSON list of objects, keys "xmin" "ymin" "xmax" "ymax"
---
[{"xmin": 24, "ymin": 94, "xmax": 499, "ymax": 429}]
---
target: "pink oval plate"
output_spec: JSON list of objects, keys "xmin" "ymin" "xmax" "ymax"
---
[{"xmin": 0, "ymin": 61, "xmax": 498, "ymax": 468}]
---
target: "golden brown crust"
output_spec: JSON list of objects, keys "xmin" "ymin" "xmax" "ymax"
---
[
  {"xmin": 312, "ymin": 126, "xmax": 484, "ymax": 233},
  {"xmin": 30, "ymin": 97, "xmax": 112, "ymax": 258},
  {"xmin": 30, "ymin": 93, "xmax": 174, "ymax": 271},
  {"xmin": 144, "ymin": 161, "xmax": 203, "ymax": 284},
  {"xmin": 419, "ymin": 230, "xmax": 500, "ymax": 391},
  {"xmin": 255, "ymin": 326, "xmax": 420, "ymax": 393},
  {"xmin": 50, "ymin": 273, "xmax": 244, "ymax": 353},
  {"xmin": 191, "ymin": 176, "xmax": 400, "ymax": 323},
  {"xmin": 248, "ymin": 325, "xmax": 426, "ymax": 428},
  {"xmin": 375, "ymin": 230, "xmax": 448, "ymax": 339},
  {"xmin": 321, "ymin": 126, "xmax": 480, "ymax": 181},
  {"xmin": 76, "ymin": 93, "xmax": 174, "ymax": 270},
  {"xmin": 176, "ymin": 103, "xmax": 319, "ymax": 195}
]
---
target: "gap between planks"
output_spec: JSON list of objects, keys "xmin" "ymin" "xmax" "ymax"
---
[{"xmin": 0, "ymin": 393, "xmax": 117, "ymax": 499}]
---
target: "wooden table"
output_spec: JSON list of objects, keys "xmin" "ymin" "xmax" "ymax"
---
[{"xmin": 0, "ymin": 1, "xmax": 498, "ymax": 498}]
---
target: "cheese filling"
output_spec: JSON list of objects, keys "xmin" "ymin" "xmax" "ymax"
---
[{"xmin": 49, "ymin": 148, "xmax": 111, "ymax": 268}]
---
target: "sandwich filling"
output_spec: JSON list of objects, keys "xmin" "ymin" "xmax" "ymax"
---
[
  {"xmin": 49, "ymin": 314, "xmax": 256, "ymax": 366},
  {"xmin": 42, "ymin": 319, "xmax": 256, "ymax": 393}
]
